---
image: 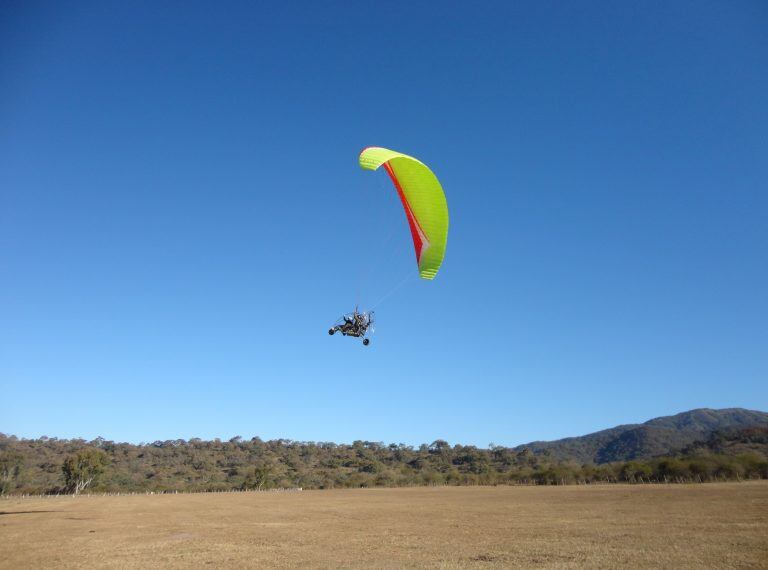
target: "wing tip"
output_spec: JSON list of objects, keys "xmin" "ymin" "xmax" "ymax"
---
[{"xmin": 359, "ymin": 146, "xmax": 385, "ymax": 170}]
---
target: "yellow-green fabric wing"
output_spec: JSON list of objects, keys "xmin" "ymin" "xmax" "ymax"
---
[{"xmin": 359, "ymin": 147, "xmax": 449, "ymax": 280}]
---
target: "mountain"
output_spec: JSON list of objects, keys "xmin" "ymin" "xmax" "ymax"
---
[
  {"xmin": 682, "ymin": 426, "xmax": 768, "ymax": 457},
  {"xmin": 515, "ymin": 408, "xmax": 768, "ymax": 464}
]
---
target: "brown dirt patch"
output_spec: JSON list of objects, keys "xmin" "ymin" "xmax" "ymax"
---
[{"xmin": 1, "ymin": 482, "xmax": 766, "ymax": 568}]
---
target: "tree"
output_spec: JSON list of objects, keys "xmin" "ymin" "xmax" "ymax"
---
[
  {"xmin": 244, "ymin": 464, "xmax": 274, "ymax": 490},
  {"xmin": 620, "ymin": 461, "xmax": 653, "ymax": 483},
  {"xmin": 428, "ymin": 440, "xmax": 450, "ymax": 454},
  {"xmin": 0, "ymin": 449, "xmax": 24, "ymax": 495},
  {"xmin": 62, "ymin": 448, "xmax": 108, "ymax": 494}
]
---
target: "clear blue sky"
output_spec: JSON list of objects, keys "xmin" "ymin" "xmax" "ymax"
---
[{"xmin": 2, "ymin": 1, "xmax": 766, "ymax": 446}]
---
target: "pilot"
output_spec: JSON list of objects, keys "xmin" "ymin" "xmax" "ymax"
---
[{"xmin": 341, "ymin": 313, "xmax": 356, "ymax": 334}]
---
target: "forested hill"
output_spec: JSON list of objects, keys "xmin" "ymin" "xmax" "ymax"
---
[
  {"xmin": 515, "ymin": 408, "xmax": 768, "ymax": 463},
  {"xmin": 1, "ymin": 408, "xmax": 767, "ymax": 495}
]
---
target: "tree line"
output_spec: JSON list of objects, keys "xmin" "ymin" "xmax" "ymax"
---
[{"xmin": 1, "ymin": 428, "xmax": 766, "ymax": 495}]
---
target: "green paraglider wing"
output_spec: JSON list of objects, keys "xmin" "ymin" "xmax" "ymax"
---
[{"xmin": 359, "ymin": 147, "xmax": 449, "ymax": 280}]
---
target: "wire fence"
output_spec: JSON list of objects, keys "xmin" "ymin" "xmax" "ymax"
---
[
  {"xmin": 3, "ymin": 474, "xmax": 757, "ymax": 501},
  {"xmin": 1, "ymin": 487, "xmax": 304, "ymax": 500}
]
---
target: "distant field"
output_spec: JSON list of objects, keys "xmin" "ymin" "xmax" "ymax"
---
[{"xmin": 1, "ymin": 483, "xmax": 766, "ymax": 568}]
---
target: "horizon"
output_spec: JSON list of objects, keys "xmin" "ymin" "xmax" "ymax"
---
[
  {"xmin": 2, "ymin": 406, "xmax": 765, "ymax": 449},
  {"xmin": 2, "ymin": 2, "xmax": 766, "ymax": 446}
]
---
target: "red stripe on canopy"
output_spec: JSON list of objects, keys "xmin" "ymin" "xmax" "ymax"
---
[{"xmin": 383, "ymin": 162, "xmax": 428, "ymax": 264}]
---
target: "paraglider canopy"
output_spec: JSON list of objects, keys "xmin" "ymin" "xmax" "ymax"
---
[{"xmin": 359, "ymin": 147, "xmax": 449, "ymax": 280}]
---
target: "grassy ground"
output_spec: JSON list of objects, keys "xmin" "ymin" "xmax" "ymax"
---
[{"xmin": 1, "ymin": 482, "xmax": 766, "ymax": 568}]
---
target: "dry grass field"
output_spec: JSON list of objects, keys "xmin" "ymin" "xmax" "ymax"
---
[{"xmin": 1, "ymin": 482, "xmax": 766, "ymax": 568}]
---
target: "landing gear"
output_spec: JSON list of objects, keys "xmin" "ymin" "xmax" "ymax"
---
[
  {"xmin": 363, "ymin": 339, "xmax": 370, "ymax": 346},
  {"xmin": 328, "ymin": 328, "xmax": 335, "ymax": 335}
]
